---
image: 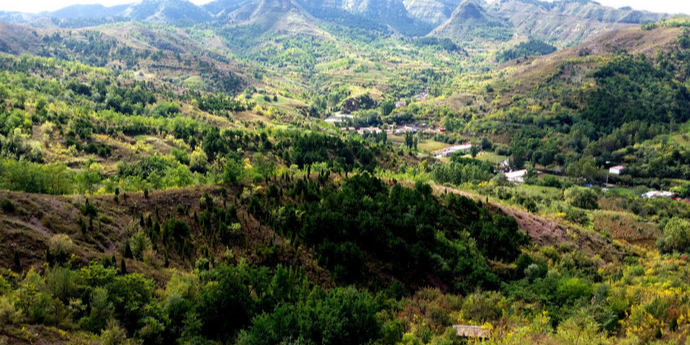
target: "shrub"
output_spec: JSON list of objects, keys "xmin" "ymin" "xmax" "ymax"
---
[
  {"xmin": 565, "ymin": 187, "xmax": 599, "ymax": 210},
  {"xmin": 0, "ymin": 296, "xmax": 22, "ymax": 325},
  {"xmin": 130, "ymin": 231, "xmax": 152, "ymax": 261},
  {"xmin": 540, "ymin": 175, "xmax": 562, "ymax": 188},
  {"xmin": 1, "ymin": 200, "xmax": 15, "ymax": 213},
  {"xmin": 556, "ymin": 277, "xmax": 593, "ymax": 305},
  {"xmin": 659, "ymin": 218, "xmax": 690, "ymax": 253},
  {"xmin": 47, "ymin": 234, "xmax": 74, "ymax": 264}
]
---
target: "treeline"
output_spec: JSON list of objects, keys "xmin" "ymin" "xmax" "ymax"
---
[
  {"xmin": 497, "ymin": 39, "xmax": 557, "ymax": 63},
  {"xmin": 0, "ymin": 260, "xmax": 386, "ymax": 345}
]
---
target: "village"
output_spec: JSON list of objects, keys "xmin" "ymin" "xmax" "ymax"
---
[{"xmin": 323, "ymin": 112, "xmax": 690, "ymax": 206}]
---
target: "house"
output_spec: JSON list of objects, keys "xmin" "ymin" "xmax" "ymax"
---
[
  {"xmin": 642, "ymin": 191, "xmax": 676, "ymax": 199},
  {"xmin": 609, "ymin": 166, "xmax": 626, "ymax": 175},
  {"xmin": 435, "ymin": 144, "xmax": 472, "ymax": 158},
  {"xmin": 395, "ymin": 101, "xmax": 405, "ymax": 108},
  {"xmin": 453, "ymin": 325, "xmax": 491, "ymax": 339},
  {"xmin": 505, "ymin": 170, "xmax": 528, "ymax": 183}
]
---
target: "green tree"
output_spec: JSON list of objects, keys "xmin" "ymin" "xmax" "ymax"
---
[
  {"xmin": 565, "ymin": 187, "xmax": 599, "ymax": 210},
  {"xmin": 661, "ymin": 218, "xmax": 690, "ymax": 253},
  {"xmin": 379, "ymin": 99, "xmax": 395, "ymax": 116},
  {"xmin": 223, "ymin": 158, "xmax": 244, "ymax": 185}
]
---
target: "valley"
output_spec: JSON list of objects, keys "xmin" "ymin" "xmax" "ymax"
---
[{"xmin": 0, "ymin": 0, "xmax": 690, "ymax": 344}]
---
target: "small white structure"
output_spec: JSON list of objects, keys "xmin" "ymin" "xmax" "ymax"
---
[
  {"xmin": 505, "ymin": 170, "xmax": 528, "ymax": 183},
  {"xmin": 325, "ymin": 113, "xmax": 355, "ymax": 125},
  {"xmin": 394, "ymin": 126, "xmax": 419, "ymax": 135},
  {"xmin": 435, "ymin": 144, "xmax": 472, "ymax": 158},
  {"xmin": 609, "ymin": 166, "xmax": 626, "ymax": 175},
  {"xmin": 642, "ymin": 191, "xmax": 676, "ymax": 199},
  {"xmin": 357, "ymin": 127, "xmax": 382, "ymax": 135}
]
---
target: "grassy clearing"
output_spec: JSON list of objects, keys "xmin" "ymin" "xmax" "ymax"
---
[
  {"xmin": 417, "ymin": 140, "xmax": 450, "ymax": 153},
  {"xmin": 475, "ymin": 152, "xmax": 508, "ymax": 165}
]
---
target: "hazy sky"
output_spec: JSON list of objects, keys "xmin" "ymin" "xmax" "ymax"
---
[
  {"xmin": 0, "ymin": 0, "xmax": 689, "ymax": 15},
  {"xmin": 0, "ymin": 0, "xmax": 214, "ymax": 13}
]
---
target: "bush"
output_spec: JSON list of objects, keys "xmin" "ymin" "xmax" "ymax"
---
[
  {"xmin": 130, "ymin": 231, "xmax": 152, "ymax": 261},
  {"xmin": 659, "ymin": 218, "xmax": 690, "ymax": 253},
  {"xmin": 565, "ymin": 187, "xmax": 599, "ymax": 210},
  {"xmin": 241, "ymin": 286, "xmax": 382, "ymax": 345},
  {"xmin": 0, "ymin": 295, "xmax": 22, "ymax": 325},
  {"xmin": 540, "ymin": 175, "xmax": 562, "ymax": 188},
  {"xmin": 556, "ymin": 277, "xmax": 593, "ymax": 305},
  {"xmin": 47, "ymin": 234, "xmax": 74, "ymax": 264},
  {"xmin": 1, "ymin": 199, "xmax": 15, "ymax": 213}
]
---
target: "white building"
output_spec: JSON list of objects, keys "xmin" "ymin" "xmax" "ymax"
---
[
  {"xmin": 504, "ymin": 170, "xmax": 528, "ymax": 183},
  {"xmin": 435, "ymin": 144, "xmax": 472, "ymax": 158},
  {"xmin": 324, "ymin": 113, "xmax": 356, "ymax": 125},
  {"xmin": 642, "ymin": 191, "xmax": 675, "ymax": 199},
  {"xmin": 609, "ymin": 166, "xmax": 626, "ymax": 175}
]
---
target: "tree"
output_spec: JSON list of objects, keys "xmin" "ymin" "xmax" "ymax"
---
[
  {"xmin": 223, "ymin": 158, "xmax": 244, "ymax": 185},
  {"xmin": 189, "ymin": 146, "xmax": 209, "ymax": 173},
  {"xmin": 241, "ymin": 286, "xmax": 382, "ymax": 345},
  {"xmin": 129, "ymin": 231, "xmax": 152, "ymax": 261},
  {"xmin": 404, "ymin": 131, "xmax": 414, "ymax": 149},
  {"xmin": 252, "ymin": 153, "xmax": 275, "ymax": 179},
  {"xmin": 379, "ymin": 99, "xmax": 395, "ymax": 116},
  {"xmin": 124, "ymin": 240, "xmax": 133, "ymax": 259},
  {"xmin": 83, "ymin": 287, "xmax": 115, "ymax": 332},
  {"xmin": 47, "ymin": 234, "xmax": 74, "ymax": 265},
  {"xmin": 470, "ymin": 146, "xmax": 481, "ymax": 158},
  {"xmin": 480, "ymin": 137, "xmax": 493, "ymax": 151},
  {"xmin": 566, "ymin": 157, "xmax": 601, "ymax": 183},
  {"xmin": 661, "ymin": 218, "xmax": 690, "ymax": 253},
  {"xmin": 565, "ymin": 187, "xmax": 599, "ymax": 210},
  {"xmin": 197, "ymin": 265, "xmax": 254, "ymax": 341}
]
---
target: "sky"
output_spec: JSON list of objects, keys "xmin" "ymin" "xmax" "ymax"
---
[
  {"xmin": 0, "ymin": 0, "xmax": 689, "ymax": 15},
  {"xmin": 0, "ymin": 0, "xmax": 214, "ymax": 13}
]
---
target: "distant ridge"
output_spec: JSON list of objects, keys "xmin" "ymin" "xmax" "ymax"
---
[
  {"xmin": 488, "ymin": 0, "xmax": 668, "ymax": 44},
  {"xmin": 431, "ymin": 0, "xmax": 513, "ymax": 42}
]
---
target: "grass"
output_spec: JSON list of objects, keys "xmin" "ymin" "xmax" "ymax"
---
[
  {"xmin": 417, "ymin": 140, "xmax": 450, "ymax": 153},
  {"xmin": 606, "ymin": 187, "xmax": 636, "ymax": 197},
  {"xmin": 474, "ymin": 152, "xmax": 508, "ymax": 165}
]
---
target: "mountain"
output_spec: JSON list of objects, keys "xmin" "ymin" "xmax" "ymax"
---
[
  {"xmin": 204, "ymin": 0, "xmax": 256, "ymax": 16},
  {"xmin": 402, "ymin": 0, "xmax": 462, "ymax": 25},
  {"xmin": 0, "ymin": 11, "xmax": 36, "ymax": 23},
  {"xmin": 46, "ymin": 4, "xmax": 129, "ymax": 19},
  {"xmin": 344, "ymin": 0, "xmax": 435, "ymax": 35},
  {"xmin": 216, "ymin": 0, "xmax": 324, "ymax": 35},
  {"xmin": 488, "ymin": 0, "xmax": 668, "ymax": 45},
  {"xmin": 119, "ymin": 0, "xmax": 211, "ymax": 23},
  {"xmin": 430, "ymin": 0, "xmax": 513, "ymax": 43},
  {"xmin": 294, "ymin": 0, "xmax": 433, "ymax": 36}
]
